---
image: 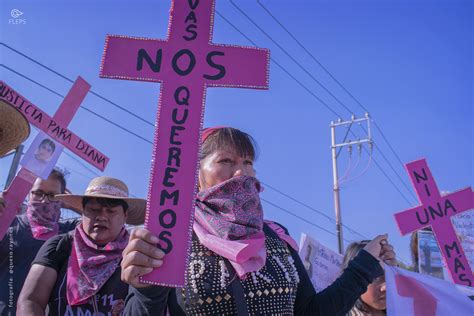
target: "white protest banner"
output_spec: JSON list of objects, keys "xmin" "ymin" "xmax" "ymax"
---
[
  {"xmin": 453, "ymin": 210, "xmax": 474, "ymax": 271},
  {"xmin": 385, "ymin": 265, "xmax": 474, "ymax": 316},
  {"xmin": 299, "ymin": 233, "xmax": 342, "ymax": 292}
]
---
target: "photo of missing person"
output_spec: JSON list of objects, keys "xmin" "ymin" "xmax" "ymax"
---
[
  {"xmin": 34, "ymin": 138, "xmax": 56, "ymax": 163},
  {"xmin": 20, "ymin": 132, "xmax": 63, "ymax": 179},
  {"xmin": 417, "ymin": 231, "xmax": 446, "ymax": 280}
]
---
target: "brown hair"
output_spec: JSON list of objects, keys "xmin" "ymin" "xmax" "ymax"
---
[
  {"xmin": 49, "ymin": 168, "xmax": 66, "ymax": 194},
  {"xmin": 39, "ymin": 138, "xmax": 56, "ymax": 152},
  {"xmin": 200, "ymin": 127, "xmax": 259, "ymax": 161},
  {"xmin": 341, "ymin": 240, "xmax": 370, "ymax": 270}
]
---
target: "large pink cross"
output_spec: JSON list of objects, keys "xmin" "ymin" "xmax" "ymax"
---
[
  {"xmin": 100, "ymin": 0, "xmax": 269, "ymax": 286},
  {"xmin": 0, "ymin": 77, "xmax": 109, "ymax": 239},
  {"xmin": 394, "ymin": 159, "xmax": 474, "ymax": 286}
]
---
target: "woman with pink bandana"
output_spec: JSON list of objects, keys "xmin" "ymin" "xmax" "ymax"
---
[
  {"xmin": 17, "ymin": 176, "xmax": 146, "ymax": 315},
  {"xmin": 120, "ymin": 127, "xmax": 397, "ymax": 315},
  {"xmin": 0, "ymin": 169, "xmax": 78, "ymax": 316}
]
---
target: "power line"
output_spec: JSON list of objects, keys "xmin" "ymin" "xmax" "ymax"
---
[
  {"xmin": 219, "ymin": 4, "xmax": 414, "ymax": 204},
  {"xmin": 2, "ymin": 46, "xmax": 375, "ymax": 236},
  {"xmin": 364, "ymin": 146, "xmax": 412, "ymax": 205},
  {"xmin": 229, "ymin": 1, "xmax": 414, "ymax": 203},
  {"xmin": 63, "ymin": 151, "xmax": 101, "ymax": 177},
  {"xmin": 215, "ymin": 12, "xmax": 340, "ymax": 117},
  {"xmin": 3, "ymin": 64, "xmax": 410, "ymax": 262},
  {"xmin": 373, "ymin": 122, "xmax": 408, "ymax": 172},
  {"xmin": 214, "ymin": 11, "xmax": 415, "ymax": 206},
  {"xmin": 373, "ymin": 143, "xmax": 416, "ymax": 201},
  {"xmin": 358, "ymin": 124, "xmax": 416, "ymax": 202},
  {"xmin": 3, "ymin": 13, "xmax": 408, "ymax": 192},
  {"xmin": 348, "ymin": 126, "xmax": 413, "ymax": 205},
  {"xmin": 255, "ymin": 1, "xmax": 410, "ymax": 191},
  {"xmin": 229, "ymin": 0, "xmax": 354, "ymax": 117},
  {"xmin": 1, "ymin": 64, "xmax": 153, "ymax": 145},
  {"xmin": 57, "ymin": 163, "xmax": 95, "ymax": 182},
  {"xmin": 0, "ymin": 42, "xmax": 155, "ymax": 127},
  {"xmin": 5, "ymin": 34, "xmax": 414, "ymax": 211},
  {"xmin": 3, "ymin": 37, "xmax": 413, "ymax": 242},
  {"xmin": 336, "ymin": 123, "xmax": 352, "ymax": 158},
  {"xmin": 261, "ymin": 197, "xmax": 347, "ymax": 241},
  {"xmin": 3, "ymin": 62, "xmax": 344, "ymax": 238},
  {"xmin": 261, "ymin": 181, "xmax": 367, "ymax": 239}
]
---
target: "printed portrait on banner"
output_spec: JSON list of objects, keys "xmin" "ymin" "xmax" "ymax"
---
[{"xmin": 21, "ymin": 131, "xmax": 63, "ymax": 179}]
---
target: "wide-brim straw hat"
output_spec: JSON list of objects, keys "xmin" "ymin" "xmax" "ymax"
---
[
  {"xmin": 55, "ymin": 176, "xmax": 146, "ymax": 225},
  {"xmin": 0, "ymin": 100, "xmax": 30, "ymax": 157}
]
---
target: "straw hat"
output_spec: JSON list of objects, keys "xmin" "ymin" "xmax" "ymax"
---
[
  {"xmin": 0, "ymin": 100, "xmax": 30, "ymax": 157},
  {"xmin": 55, "ymin": 176, "xmax": 146, "ymax": 225}
]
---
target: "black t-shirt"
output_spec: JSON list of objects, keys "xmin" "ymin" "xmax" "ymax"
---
[
  {"xmin": 0, "ymin": 215, "xmax": 79, "ymax": 316},
  {"xmin": 33, "ymin": 232, "xmax": 129, "ymax": 316}
]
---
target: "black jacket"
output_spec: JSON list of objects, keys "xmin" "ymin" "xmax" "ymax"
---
[{"xmin": 124, "ymin": 224, "xmax": 383, "ymax": 316}]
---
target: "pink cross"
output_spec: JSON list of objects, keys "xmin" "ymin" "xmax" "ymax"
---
[
  {"xmin": 100, "ymin": 0, "xmax": 269, "ymax": 286},
  {"xmin": 0, "ymin": 80, "xmax": 109, "ymax": 170},
  {"xmin": 0, "ymin": 77, "xmax": 109, "ymax": 239},
  {"xmin": 394, "ymin": 159, "xmax": 474, "ymax": 286}
]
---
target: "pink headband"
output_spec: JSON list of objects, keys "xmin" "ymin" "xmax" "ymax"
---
[{"xmin": 201, "ymin": 126, "xmax": 227, "ymax": 144}]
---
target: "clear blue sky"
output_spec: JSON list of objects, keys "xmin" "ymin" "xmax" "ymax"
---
[{"xmin": 1, "ymin": 0, "xmax": 472, "ymax": 265}]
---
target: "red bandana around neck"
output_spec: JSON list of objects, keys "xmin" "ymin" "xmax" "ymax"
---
[
  {"xmin": 26, "ymin": 200, "xmax": 62, "ymax": 240},
  {"xmin": 66, "ymin": 224, "xmax": 129, "ymax": 306}
]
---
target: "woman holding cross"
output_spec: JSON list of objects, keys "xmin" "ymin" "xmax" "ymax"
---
[{"xmin": 121, "ymin": 127, "xmax": 396, "ymax": 315}]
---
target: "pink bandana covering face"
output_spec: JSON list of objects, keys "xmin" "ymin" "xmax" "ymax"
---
[
  {"xmin": 193, "ymin": 175, "xmax": 266, "ymax": 278},
  {"xmin": 66, "ymin": 224, "xmax": 129, "ymax": 306},
  {"xmin": 26, "ymin": 200, "xmax": 62, "ymax": 240}
]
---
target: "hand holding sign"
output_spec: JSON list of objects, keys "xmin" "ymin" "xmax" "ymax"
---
[
  {"xmin": 121, "ymin": 227, "xmax": 165, "ymax": 289},
  {"xmin": 362, "ymin": 234, "xmax": 397, "ymax": 266},
  {"xmin": 100, "ymin": 0, "xmax": 269, "ymax": 286}
]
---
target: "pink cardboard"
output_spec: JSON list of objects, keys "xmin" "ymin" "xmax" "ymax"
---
[
  {"xmin": 100, "ymin": 0, "xmax": 270, "ymax": 287},
  {"xmin": 394, "ymin": 159, "xmax": 474, "ymax": 286},
  {"xmin": 0, "ymin": 80, "xmax": 109, "ymax": 171},
  {"xmin": 0, "ymin": 169, "xmax": 37, "ymax": 240},
  {"xmin": 0, "ymin": 77, "xmax": 109, "ymax": 240}
]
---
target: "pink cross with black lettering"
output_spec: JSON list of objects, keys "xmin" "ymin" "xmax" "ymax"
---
[
  {"xmin": 0, "ymin": 77, "xmax": 109, "ymax": 239},
  {"xmin": 100, "ymin": 0, "xmax": 269, "ymax": 286},
  {"xmin": 394, "ymin": 159, "xmax": 474, "ymax": 286}
]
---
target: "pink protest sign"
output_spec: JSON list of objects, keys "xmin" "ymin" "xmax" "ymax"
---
[
  {"xmin": 394, "ymin": 159, "xmax": 474, "ymax": 286},
  {"xmin": 0, "ymin": 80, "xmax": 109, "ymax": 170},
  {"xmin": 0, "ymin": 77, "xmax": 109, "ymax": 239},
  {"xmin": 100, "ymin": 0, "xmax": 269, "ymax": 286}
]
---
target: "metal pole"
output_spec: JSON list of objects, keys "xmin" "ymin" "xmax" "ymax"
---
[
  {"xmin": 5, "ymin": 145, "xmax": 23, "ymax": 190},
  {"xmin": 330, "ymin": 123, "xmax": 344, "ymax": 254}
]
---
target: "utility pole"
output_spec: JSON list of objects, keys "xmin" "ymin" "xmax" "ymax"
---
[
  {"xmin": 5, "ymin": 145, "xmax": 24, "ymax": 190},
  {"xmin": 330, "ymin": 113, "xmax": 372, "ymax": 254}
]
